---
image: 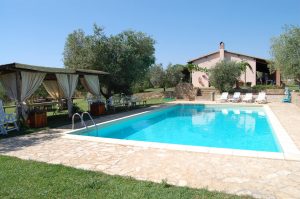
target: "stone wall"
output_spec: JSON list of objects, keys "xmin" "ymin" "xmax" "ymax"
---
[
  {"xmin": 265, "ymin": 89, "xmax": 284, "ymax": 95},
  {"xmin": 133, "ymin": 91, "xmax": 175, "ymax": 100},
  {"xmin": 291, "ymin": 92, "xmax": 300, "ymax": 107},
  {"xmin": 175, "ymin": 83, "xmax": 197, "ymax": 100}
]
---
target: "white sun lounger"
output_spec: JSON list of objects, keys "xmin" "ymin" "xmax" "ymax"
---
[
  {"xmin": 220, "ymin": 92, "xmax": 229, "ymax": 102},
  {"xmin": 230, "ymin": 92, "xmax": 241, "ymax": 103},
  {"xmin": 242, "ymin": 93, "xmax": 253, "ymax": 103},
  {"xmin": 255, "ymin": 92, "xmax": 267, "ymax": 104}
]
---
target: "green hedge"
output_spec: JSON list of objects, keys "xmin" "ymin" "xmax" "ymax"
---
[{"xmin": 251, "ymin": 85, "xmax": 283, "ymax": 91}]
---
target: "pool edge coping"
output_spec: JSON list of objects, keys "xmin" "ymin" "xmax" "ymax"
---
[{"xmin": 62, "ymin": 103, "xmax": 300, "ymax": 161}]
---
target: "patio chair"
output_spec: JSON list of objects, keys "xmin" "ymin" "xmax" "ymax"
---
[
  {"xmin": 129, "ymin": 96, "xmax": 138, "ymax": 107},
  {"xmin": 107, "ymin": 96, "xmax": 116, "ymax": 112},
  {"xmin": 282, "ymin": 87, "xmax": 291, "ymax": 103},
  {"xmin": 121, "ymin": 96, "xmax": 130, "ymax": 107},
  {"xmin": 282, "ymin": 95, "xmax": 291, "ymax": 103},
  {"xmin": 255, "ymin": 92, "xmax": 267, "ymax": 104},
  {"xmin": 108, "ymin": 95, "xmax": 126, "ymax": 111},
  {"xmin": 219, "ymin": 92, "xmax": 229, "ymax": 102},
  {"xmin": 0, "ymin": 100, "xmax": 19, "ymax": 134},
  {"xmin": 242, "ymin": 93, "xmax": 253, "ymax": 103},
  {"xmin": 230, "ymin": 92, "xmax": 241, "ymax": 103}
]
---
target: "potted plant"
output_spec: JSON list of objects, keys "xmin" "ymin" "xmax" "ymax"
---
[
  {"xmin": 26, "ymin": 108, "xmax": 47, "ymax": 128},
  {"xmin": 90, "ymin": 101, "xmax": 106, "ymax": 116}
]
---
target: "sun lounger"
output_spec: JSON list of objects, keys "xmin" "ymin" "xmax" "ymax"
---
[
  {"xmin": 242, "ymin": 93, "xmax": 253, "ymax": 103},
  {"xmin": 255, "ymin": 92, "xmax": 267, "ymax": 104},
  {"xmin": 230, "ymin": 92, "xmax": 241, "ymax": 103},
  {"xmin": 219, "ymin": 92, "xmax": 229, "ymax": 102}
]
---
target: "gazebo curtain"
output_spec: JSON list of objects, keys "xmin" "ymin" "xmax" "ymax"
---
[
  {"xmin": 0, "ymin": 72, "xmax": 17, "ymax": 100},
  {"xmin": 43, "ymin": 80, "xmax": 64, "ymax": 99},
  {"xmin": 21, "ymin": 71, "xmax": 46, "ymax": 102},
  {"xmin": 80, "ymin": 75, "xmax": 101, "ymax": 99},
  {"xmin": 20, "ymin": 71, "xmax": 46, "ymax": 118},
  {"xmin": 56, "ymin": 74, "xmax": 78, "ymax": 117}
]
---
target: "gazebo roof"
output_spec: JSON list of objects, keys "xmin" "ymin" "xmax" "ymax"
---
[{"xmin": 0, "ymin": 63, "xmax": 109, "ymax": 75}]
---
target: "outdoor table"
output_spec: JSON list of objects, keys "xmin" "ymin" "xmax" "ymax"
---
[
  {"xmin": 28, "ymin": 101, "xmax": 59, "ymax": 115},
  {"xmin": 28, "ymin": 101, "xmax": 58, "ymax": 110}
]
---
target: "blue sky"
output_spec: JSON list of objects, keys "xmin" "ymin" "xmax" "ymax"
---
[{"xmin": 1, "ymin": 0, "xmax": 300, "ymax": 68}]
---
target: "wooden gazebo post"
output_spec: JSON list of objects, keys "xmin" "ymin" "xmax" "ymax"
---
[{"xmin": 15, "ymin": 70, "xmax": 24, "ymax": 122}]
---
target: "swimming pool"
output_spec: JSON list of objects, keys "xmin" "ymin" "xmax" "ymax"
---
[{"xmin": 71, "ymin": 104, "xmax": 282, "ymax": 152}]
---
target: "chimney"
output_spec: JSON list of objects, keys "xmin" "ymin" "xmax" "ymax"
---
[{"xmin": 219, "ymin": 42, "xmax": 225, "ymax": 60}]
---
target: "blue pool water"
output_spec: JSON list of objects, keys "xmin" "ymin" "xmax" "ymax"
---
[{"xmin": 72, "ymin": 104, "xmax": 282, "ymax": 152}]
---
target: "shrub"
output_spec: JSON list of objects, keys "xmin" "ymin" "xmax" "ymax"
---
[
  {"xmin": 251, "ymin": 85, "xmax": 283, "ymax": 92},
  {"xmin": 209, "ymin": 60, "xmax": 242, "ymax": 92}
]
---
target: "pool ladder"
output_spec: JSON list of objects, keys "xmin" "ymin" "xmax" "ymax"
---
[{"xmin": 72, "ymin": 112, "xmax": 96, "ymax": 129}]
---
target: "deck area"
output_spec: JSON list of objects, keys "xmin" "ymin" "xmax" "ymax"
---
[{"xmin": 1, "ymin": 102, "xmax": 300, "ymax": 199}]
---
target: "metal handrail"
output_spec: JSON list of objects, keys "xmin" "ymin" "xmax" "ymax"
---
[
  {"xmin": 81, "ymin": 112, "xmax": 96, "ymax": 127},
  {"xmin": 72, "ymin": 113, "xmax": 86, "ymax": 129}
]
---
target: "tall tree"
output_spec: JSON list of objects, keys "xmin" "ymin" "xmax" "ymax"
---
[
  {"xmin": 238, "ymin": 61, "xmax": 253, "ymax": 86},
  {"xmin": 63, "ymin": 29, "xmax": 96, "ymax": 69},
  {"xmin": 63, "ymin": 25, "xmax": 155, "ymax": 97},
  {"xmin": 149, "ymin": 64, "xmax": 165, "ymax": 88},
  {"xmin": 165, "ymin": 64, "xmax": 184, "ymax": 87},
  {"xmin": 270, "ymin": 25, "xmax": 300, "ymax": 84}
]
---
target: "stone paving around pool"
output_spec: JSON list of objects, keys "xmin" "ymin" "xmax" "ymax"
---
[{"xmin": 1, "ymin": 102, "xmax": 300, "ymax": 199}]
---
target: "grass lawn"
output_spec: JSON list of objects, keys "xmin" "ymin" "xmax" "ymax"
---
[{"xmin": 0, "ymin": 155, "xmax": 251, "ymax": 199}]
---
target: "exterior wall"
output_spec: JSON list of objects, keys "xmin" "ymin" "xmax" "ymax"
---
[
  {"xmin": 191, "ymin": 53, "xmax": 220, "ymax": 88},
  {"xmin": 191, "ymin": 52, "xmax": 257, "ymax": 88},
  {"xmin": 226, "ymin": 52, "xmax": 256, "ymax": 86}
]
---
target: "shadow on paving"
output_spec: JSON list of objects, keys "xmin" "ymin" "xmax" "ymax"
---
[
  {"xmin": 0, "ymin": 129, "xmax": 63, "ymax": 153},
  {"xmin": 58, "ymin": 104, "xmax": 167, "ymax": 130},
  {"xmin": 0, "ymin": 104, "xmax": 168, "ymax": 153}
]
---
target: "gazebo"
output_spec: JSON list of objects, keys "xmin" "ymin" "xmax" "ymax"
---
[{"xmin": 0, "ymin": 63, "xmax": 109, "ymax": 120}]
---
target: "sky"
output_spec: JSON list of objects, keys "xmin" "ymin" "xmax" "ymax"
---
[{"xmin": 1, "ymin": 0, "xmax": 300, "ymax": 68}]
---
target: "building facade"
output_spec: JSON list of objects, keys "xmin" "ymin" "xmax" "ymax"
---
[{"xmin": 188, "ymin": 42, "xmax": 280, "ymax": 88}]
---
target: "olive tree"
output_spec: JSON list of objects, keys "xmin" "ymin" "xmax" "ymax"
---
[
  {"xmin": 63, "ymin": 24, "xmax": 155, "ymax": 97},
  {"xmin": 149, "ymin": 64, "xmax": 165, "ymax": 88},
  {"xmin": 209, "ymin": 60, "xmax": 242, "ymax": 92},
  {"xmin": 165, "ymin": 64, "xmax": 184, "ymax": 87},
  {"xmin": 270, "ymin": 25, "xmax": 300, "ymax": 83}
]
